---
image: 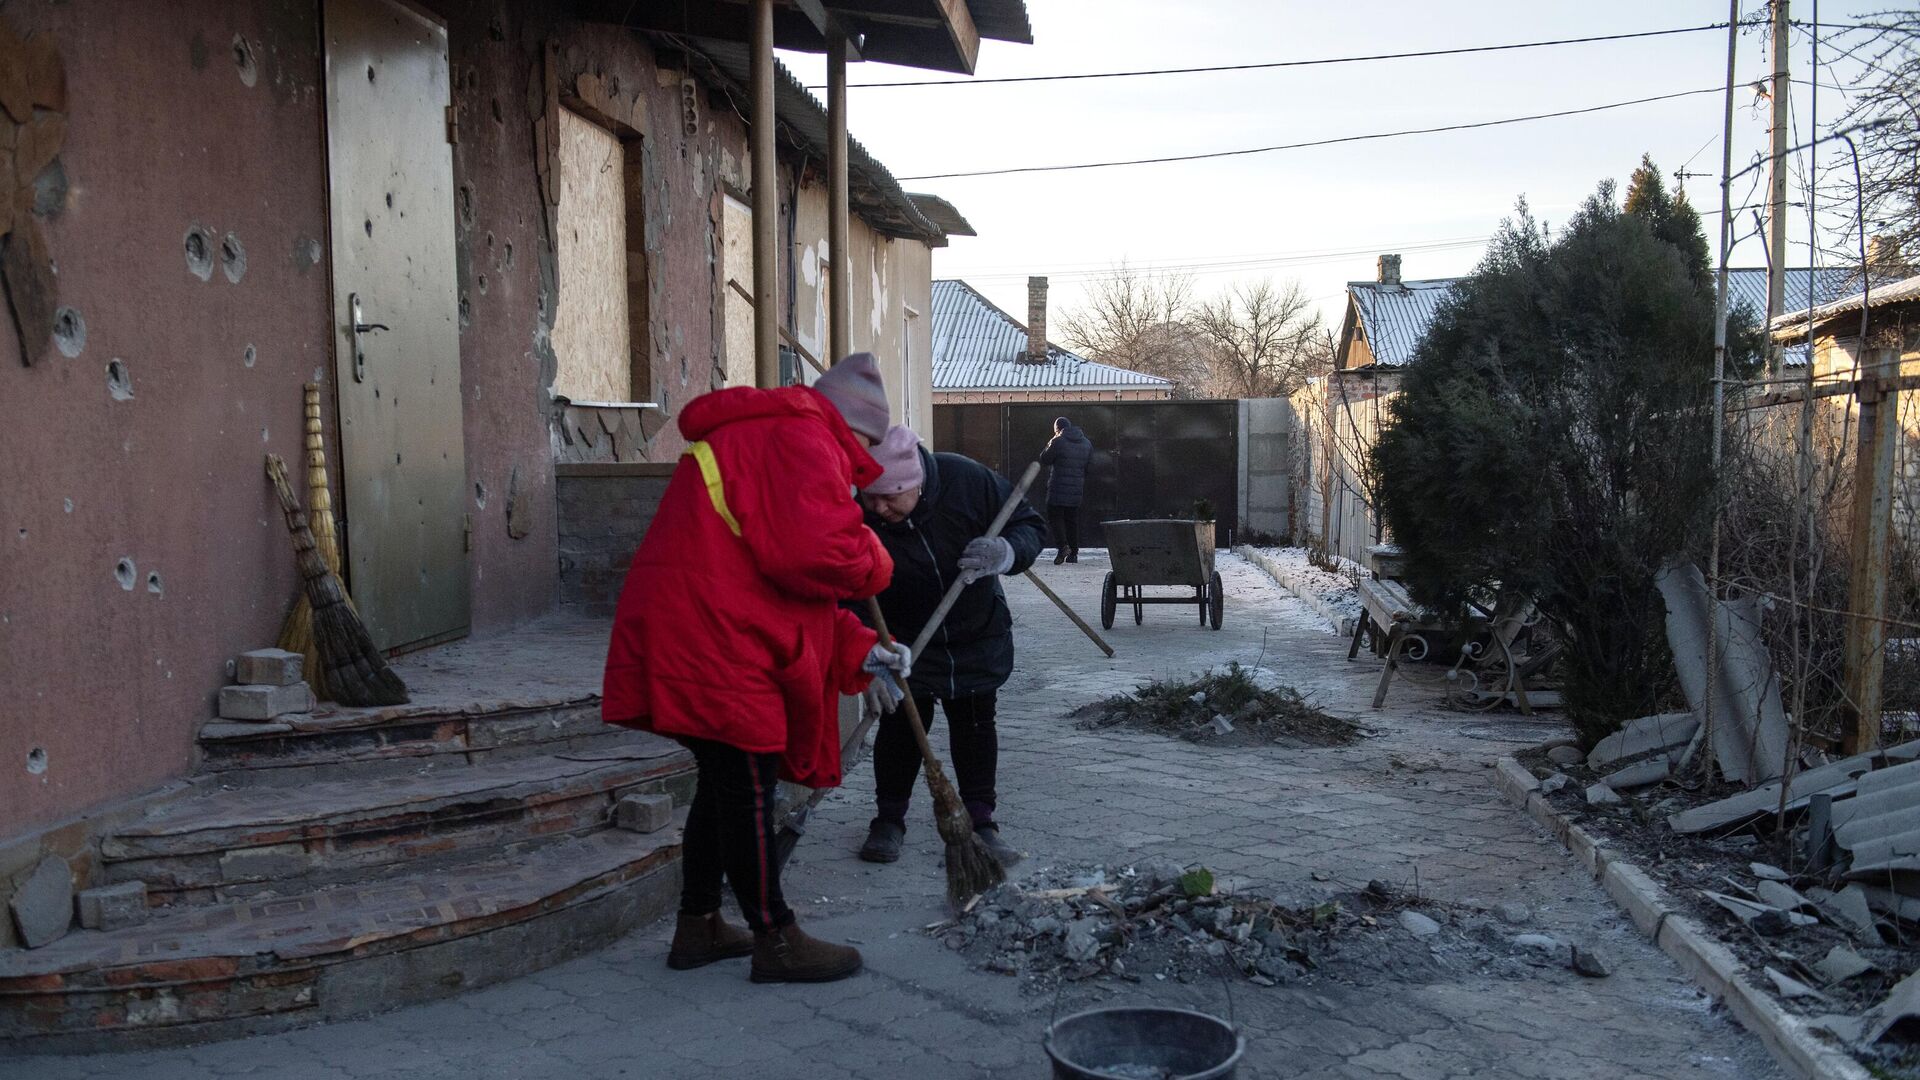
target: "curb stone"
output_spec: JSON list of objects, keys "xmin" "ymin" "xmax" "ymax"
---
[
  {"xmin": 1232, "ymin": 546, "xmax": 1356, "ymax": 637},
  {"xmin": 1493, "ymin": 756, "xmax": 1869, "ymax": 1080}
]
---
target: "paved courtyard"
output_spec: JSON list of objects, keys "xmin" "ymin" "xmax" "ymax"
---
[{"xmin": 26, "ymin": 552, "xmax": 1782, "ymax": 1079}]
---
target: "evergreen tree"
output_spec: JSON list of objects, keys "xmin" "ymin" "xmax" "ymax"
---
[
  {"xmin": 1624, "ymin": 153, "xmax": 1712, "ymax": 287},
  {"xmin": 1371, "ymin": 175, "xmax": 1759, "ymax": 742}
]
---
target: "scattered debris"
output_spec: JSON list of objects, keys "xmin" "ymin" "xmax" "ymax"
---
[
  {"xmin": 1075, "ymin": 664, "xmax": 1362, "ymax": 748},
  {"xmin": 1812, "ymin": 945, "xmax": 1875, "ymax": 985},
  {"xmin": 1764, "ymin": 967, "xmax": 1828, "ymax": 1001},
  {"xmin": 1546, "ymin": 744, "xmax": 1583, "ymax": 766},
  {"xmin": 1863, "ymin": 969, "xmax": 1920, "ymax": 1045},
  {"xmin": 1598, "ymin": 755, "xmax": 1675, "ymax": 791},
  {"xmin": 1819, "ymin": 884, "xmax": 1881, "ymax": 945},
  {"xmin": 1539, "ymin": 773, "xmax": 1571, "ymax": 795},
  {"xmin": 1398, "ymin": 911, "xmax": 1441, "ymax": 938},
  {"xmin": 936, "ymin": 862, "xmax": 1568, "ymax": 994},
  {"xmin": 1585, "ymin": 783, "xmax": 1622, "ymax": 806},
  {"xmin": 1656, "ymin": 561, "xmax": 1790, "ymax": 784},
  {"xmin": 1587, "ymin": 712, "xmax": 1697, "ymax": 771},
  {"xmin": 1750, "ymin": 862, "xmax": 1790, "ymax": 882},
  {"xmin": 1569, "ymin": 946, "xmax": 1612, "ymax": 978},
  {"xmin": 1513, "ymin": 933, "xmax": 1560, "ymax": 951}
]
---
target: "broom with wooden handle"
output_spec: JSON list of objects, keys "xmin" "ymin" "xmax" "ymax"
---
[
  {"xmin": 265, "ymin": 454, "xmax": 409, "ymax": 707},
  {"xmin": 772, "ymin": 463, "xmax": 1042, "ymax": 877},
  {"xmin": 277, "ymin": 384, "xmax": 347, "ymax": 699},
  {"xmin": 865, "ymin": 596, "xmax": 1005, "ymax": 910}
]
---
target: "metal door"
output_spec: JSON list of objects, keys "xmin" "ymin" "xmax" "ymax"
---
[{"xmin": 323, "ymin": 0, "xmax": 469, "ymax": 652}]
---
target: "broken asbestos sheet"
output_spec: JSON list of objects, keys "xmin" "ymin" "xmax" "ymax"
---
[{"xmin": 1655, "ymin": 561, "xmax": 1788, "ymax": 785}]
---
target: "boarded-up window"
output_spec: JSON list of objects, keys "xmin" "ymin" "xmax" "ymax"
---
[
  {"xmin": 722, "ymin": 194, "xmax": 754, "ymax": 390},
  {"xmin": 552, "ymin": 107, "xmax": 648, "ymax": 402}
]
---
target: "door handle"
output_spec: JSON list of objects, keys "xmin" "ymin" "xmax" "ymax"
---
[{"xmin": 347, "ymin": 293, "xmax": 391, "ymax": 383}]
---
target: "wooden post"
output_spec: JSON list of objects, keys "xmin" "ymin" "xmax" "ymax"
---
[
  {"xmin": 1842, "ymin": 348, "xmax": 1901, "ymax": 754},
  {"xmin": 749, "ymin": 0, "xmax": 780, "ymax": 388},
  {"xmin": 827, "ymin": 32, "xmax": 851, "ymax": 367},
  {"xmin": 1765, "ymin": 0, "xmax": 1791, "ymax": 373}
]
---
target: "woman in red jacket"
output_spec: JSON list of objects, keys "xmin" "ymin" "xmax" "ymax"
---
[{"xmin": 602, "ymin": 354, "xmax": 910, "ymax": 983}]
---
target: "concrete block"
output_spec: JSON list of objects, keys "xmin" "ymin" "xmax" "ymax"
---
[
  {"xmin": 76, "ymin": 881, "xmax": 148, "ymax": 931},
  {"xmin": 9, "ymin": 855, "xmax": 73, "ymax": 948},
  {"xmin": 613, "ymin": 793, "xmax": 673, "ymax": 834},
  {"xmin": 219, "ymin": 681, "xmax": 316, "ymax": 721},
  {"xmin": 235, "ymin": 648, "xmax": 304, "ymax": 687}
]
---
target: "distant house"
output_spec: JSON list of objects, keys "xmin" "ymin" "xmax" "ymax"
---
[{"xmin": 931, "ymin": 278, "xmax": 1173, "ymax": 404}]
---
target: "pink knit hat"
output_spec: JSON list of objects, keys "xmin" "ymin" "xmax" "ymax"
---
[
  {"xmin": 812, "ymin": 352, "xmax": 890, "ymax": 442},
  {"xmin": 865, "ymin": 425, "xmax": 925, "ymax": 495}
]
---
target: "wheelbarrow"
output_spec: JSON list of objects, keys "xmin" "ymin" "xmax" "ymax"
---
[{"xmin": 1098, "ymin": 519, "xmax": 1223, "ymax": 631}]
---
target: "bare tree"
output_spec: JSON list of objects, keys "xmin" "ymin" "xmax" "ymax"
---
[
  {"xmin": 1057, "ymin": 264, "xmax": 1210, "ymax": 395},
  {"xmin": 1819, "ymin": 11, "xmax": 1920, "ymax": 269},
  {"xmin": 1188, "ymin": 278, "xmax": 1331, "ymax": 398}
]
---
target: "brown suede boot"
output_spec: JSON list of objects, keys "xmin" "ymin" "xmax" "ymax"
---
[
  {"xmin": 666, "ymin": 911, "xmax": 756, "ymax": 970},
  {"xmin": 749, "ymin": 920, "xmax": 864, "ymax": 983}
]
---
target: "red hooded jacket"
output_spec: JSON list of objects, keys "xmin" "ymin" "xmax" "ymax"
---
[{"xmin": 601, "ymin": 385, "xmax": 892, "ymax": 788}]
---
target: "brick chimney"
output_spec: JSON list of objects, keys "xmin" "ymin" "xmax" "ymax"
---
[
  {"xmin": 1026, "ymin": 275, "xmax": 1049, "ymax": 364},
  {"xmin": 1377, "ymin": 254, "xmax": 1402, "ymax": 289}
]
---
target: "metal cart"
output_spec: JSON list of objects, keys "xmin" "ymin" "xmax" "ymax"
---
[{"xmin": 1099, "ymin": 519, "xmax": 1223, "ymax": 631}]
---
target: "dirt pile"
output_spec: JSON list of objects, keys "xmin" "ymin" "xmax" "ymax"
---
[
  {"xmin": 1074, "ymin": 664, "xmax": 1363, "ymax": 747},
  {"xmin": 933, "ymin": 860, "xmax": 1587, "ymax": 994}
]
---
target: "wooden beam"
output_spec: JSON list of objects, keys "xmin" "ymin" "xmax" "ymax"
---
[
  {"xmin": 828, "ymin": 32, "xmax": 852, "ymax": 365},
  {"xmin": 750, "ymin": 0, "xmax": 781, "ymax": 389},
  {"xmin": 728, "ymin": 278, "xmax": 827, "ymax": 375},
  {"xmin": 1842, "ymin": 349, "xmax": 1903, "ymax": 754},
  {"xmin": 933, "ymin": 0, "xmax": 979, "ymax": 74}
]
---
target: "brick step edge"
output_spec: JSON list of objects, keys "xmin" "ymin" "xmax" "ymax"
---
[
  {"xmin": 1493, "ymin": 755, "xmax": 1870, "ymax": 1080},
  {"xmin": 0, "ymin": 835, "xmax": 683, "ymax": 1054},
  {"xmin": 1232, "ymin": 546, "xmax": 1356, "ymax": 638}
]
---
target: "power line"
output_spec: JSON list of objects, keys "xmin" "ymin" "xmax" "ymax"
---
[
  {"xmin": 812, "ymin": 23, "xmax": 1733, "ymax": 89},
  {"xmin": 945, "ymin": 236, "xmax": 1491, "ymax": 278},
  {"xmin": 899, "ymin": 86, "xmax": 1726, "ymax": 181}
]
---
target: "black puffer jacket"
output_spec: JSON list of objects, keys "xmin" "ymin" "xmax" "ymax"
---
[
  {"xmin": 1039, "ymin": 425, "xmax": 1093, "ymax": 507},
  {"xmin": 861, "ymin": 448, "xmax": 1047, "ymax": 698}
]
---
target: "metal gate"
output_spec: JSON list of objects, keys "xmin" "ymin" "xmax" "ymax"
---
[
  {"xmin": 934, "ymin": 400, "xmax": 1240, "ymax": 549},
  {"xmin": 323, "ymin": 0, "xmax": 470, "ymax": 652}
]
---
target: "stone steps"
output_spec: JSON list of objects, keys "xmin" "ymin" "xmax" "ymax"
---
[
  {"xmin": 100, "ymin": 739, "xmax": 695, "ymax": 906},
  {"xmin": 0, "ymin": 823, "xmax": 684, "ymax": 1052},
  {"xmin": 194, "ymin": 698, "xmax": 626, "ymax": 786}
]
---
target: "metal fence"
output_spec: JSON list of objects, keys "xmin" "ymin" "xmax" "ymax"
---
[{"xmin": 933, "ymin": 400, "xmax": 1241, "ymax": 549}]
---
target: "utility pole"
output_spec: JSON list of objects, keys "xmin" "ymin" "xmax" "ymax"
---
[{"xmin": 1765, "ymin": 0, "xmax": 1791, "ymax": 373}]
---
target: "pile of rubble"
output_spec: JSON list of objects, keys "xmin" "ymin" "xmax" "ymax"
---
[
  {"xmin": 933, "ymin": 859, "xmax": 1607, "ymax": 994},
  {"xmin": 1074, "ymin": 664, "xmax": 1363, "ymax": 748}
]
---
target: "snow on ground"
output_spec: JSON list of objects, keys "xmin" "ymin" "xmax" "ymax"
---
[{"xmin": 1247, "ymin": 546, "xmax": 1364, "ymax": 627}]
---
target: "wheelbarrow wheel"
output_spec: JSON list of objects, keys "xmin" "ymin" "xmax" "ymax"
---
[
  {"xmin": 1208, "ymin": 570, "xmax": 1224, "ymax": 630},
  {"xmin": 1100, "ymin": 572, "xmax": 1116, "ymax": 630}
]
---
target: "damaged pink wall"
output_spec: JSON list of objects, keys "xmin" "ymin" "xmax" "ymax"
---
[{"xmin": 0, "ymin": 0, "xmax": 335, "ymax": 836}]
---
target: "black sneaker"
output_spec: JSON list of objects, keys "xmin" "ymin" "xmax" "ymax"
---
[
  {"xmin": 974, "ymin": 824, "xmax": 1022, "ymax": 868},
  {"xmin": 1053, "ymin": 549, "xmax": 1067, "ymax": 565},
  {"xmin": 859, "ymin": 818, "xmax": 905, "ymax": 863},
  {"xmin": 1065, "ymin": 550, "xmax": 1079, "ymax": 564}
]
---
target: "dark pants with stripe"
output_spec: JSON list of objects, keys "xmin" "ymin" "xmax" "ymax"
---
[
  {"xmin": 873, "ymin": 691, "xmax": 999, "ymax": 829},
  {"xmin": 676, "ymin": 736, "xmax": 792, "ymax": 934}
]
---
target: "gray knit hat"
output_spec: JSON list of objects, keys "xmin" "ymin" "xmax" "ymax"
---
[{"xmin": 813, "ymin": 352, "xmax": 890, "ymax": 441}]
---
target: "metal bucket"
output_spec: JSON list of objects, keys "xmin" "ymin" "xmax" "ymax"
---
[{"xmin": 1044, "ymin": 1006, "xmax": 1244, "ymax": 1080}]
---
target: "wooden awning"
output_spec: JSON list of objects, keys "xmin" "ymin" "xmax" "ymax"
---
[{"xmin": 577, "ymin": 0, "xmax": 1030, "ymax": 74}]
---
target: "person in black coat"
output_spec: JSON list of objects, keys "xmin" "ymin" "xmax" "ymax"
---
[
  {"xmin": 1038, "ymin": 416, "xmax": 1093, "ymax": 564},
  {"xmin": 853, "ymin": 425, "xmax": 1047, "ymax": 868}
]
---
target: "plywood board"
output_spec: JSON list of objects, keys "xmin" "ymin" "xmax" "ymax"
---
[
  {"xmin": 550, "ymin": 107, "xmax": 632, "ymax": 404},
  {"xmin": 721, "ymin": 193, "xmax": 754, "ymax": 390}
]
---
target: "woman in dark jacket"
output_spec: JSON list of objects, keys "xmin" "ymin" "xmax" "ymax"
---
[
  {"xmin": 853, "ymin": 426, "xmax": 1047, "ymax": 868},
  {"xmin": 1038, "ymin": 416, "xmax": 1092, "ymax": 564}
]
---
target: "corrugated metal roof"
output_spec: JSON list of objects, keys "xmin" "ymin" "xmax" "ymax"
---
[
  {"xmin": 1347, "ymin": 268, "xmax": 1860, "ymax": 369},
  {"xmin": 1774, "ymin": 273, "xmax": 1920, "ymax": 338},
  {"xmin": 1836, "ymin": 756, "xmax": 1920, "ymax": 881},
  {"xmin": 930, "ymin": 280, "xmax": 1172, "ymax": 390},
  {"xmin": 965, "ymin": 0, "xmax": 1036, "ymax": 44},
  {"xmin": 907, "ymin": 193, "xmax": 975, "ymax": 240},
  {"xmin": 676, "ymin": 37, "xmax": 945, "ymax": 242},
  {"xmin": 1347, "ymin": 279, "xmax": 1456, "ymax": 368}
]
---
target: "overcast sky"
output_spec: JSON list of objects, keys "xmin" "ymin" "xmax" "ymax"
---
[{"xmin": 778, "ymin": 0, "xmax": 1880, "ymax": 333}]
